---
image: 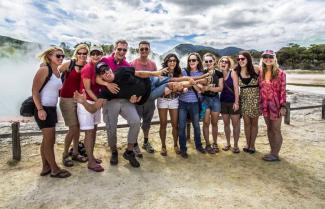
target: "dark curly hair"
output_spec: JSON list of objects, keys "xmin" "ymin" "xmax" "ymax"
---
[{"xmin": 162, "ymin": 53, "xmax": 182, "ymax": 77}]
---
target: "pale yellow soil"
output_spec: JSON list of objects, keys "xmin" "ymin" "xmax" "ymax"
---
[{"xmin": 0, "ymin": 117, "xmax": 325, "ymax": 209}]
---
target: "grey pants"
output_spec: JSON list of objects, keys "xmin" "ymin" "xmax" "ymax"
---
[
  {"xmin": 136, "ymin": 99, "xmax": 156, "ymax": 131},
  {"xmin": 104, "ymin": 99, "xmax": 141, "ymax": 147}
]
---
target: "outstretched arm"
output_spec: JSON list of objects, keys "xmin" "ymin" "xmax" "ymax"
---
[
  {"xmin": 135, "ymin": 68, "xmax": 169, "ymax": 78},
  {"xmin": 73, "ymin": 91, "xmax": 105, "ymax": 113}
]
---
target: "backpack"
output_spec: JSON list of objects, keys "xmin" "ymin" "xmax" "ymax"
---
[
  {"xmin": 20, "ymin": 65, "xmax": 53, "ymax": 117},
  {"xmin": 61, "ymin": 59, "xmax": 76, "ymax": 83}
]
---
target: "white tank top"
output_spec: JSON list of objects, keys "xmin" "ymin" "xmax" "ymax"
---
[{"xmin": 40, "ymin": 73, "xmax": 62, "ymax": 106}]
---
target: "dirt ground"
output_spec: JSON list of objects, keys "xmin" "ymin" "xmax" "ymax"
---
[{"xmin": 0, "ymin": 116, "xmax": 325, "ymax": 209}]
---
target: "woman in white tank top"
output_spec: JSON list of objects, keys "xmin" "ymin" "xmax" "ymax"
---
[{"xmin": 32, "ymin": 46, "xmax": 71, "ymax": 178}]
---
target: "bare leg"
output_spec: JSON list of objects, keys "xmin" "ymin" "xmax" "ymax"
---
[
  {"xmin": 63, "ymin": 125, "xmax": 80, "ymax": 156},
  {"xmin": 231, "ymin": 114, "xmax": 240, "ymax": 148},
  {"xmin": 222, "ymin": 114, "xmax": 231, "ymax": 146},
  {"xmin": 158, "ymin": 108, "xmax": 168, "ymax": 148},
  {"xmin": 84, "ymin": 130, "xmax": 96, "ymax": 168},
  {"xmin": 211, "ymin": 111, "xmax": 220, "ymax": 144},
  {"xmin": 203, "ymin": 109, "xmax": 211, "ymax": 146},
  {"xmin": 243, "ymin": 115, "xmax": 251, "ymax": 148},
  {"xmin": 250, "ymin": 117, "xmax": 259, "ymax": 149},
  {"xmin": 41, "ymin": 127, "xmax": 60, "ymax": 174},
  {"xmin": 270, "ymin": 117, "xmax": 283, "ymax": 157},
  {"xmin": 40, "ymin": 138, "xmax": 50, "ymax": 173},
  {"xmin": 169, "ymin": 109, "xmax": 179, "ymax": 147}
]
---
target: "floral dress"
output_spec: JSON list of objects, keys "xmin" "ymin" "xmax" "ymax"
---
[{"xmin": 259, "ymin": 69, "xmax": 286, "ymax": 120}]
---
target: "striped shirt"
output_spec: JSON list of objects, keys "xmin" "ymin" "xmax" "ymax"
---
[{"xmin": 179, "ymin": 69, "xmax": 203, "ymax": 103}]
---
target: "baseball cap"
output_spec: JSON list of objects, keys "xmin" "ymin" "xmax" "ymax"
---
[
  {"xmin": 90, "ymin": 45, "xmax": 103, "ymax": 53},
  {"xmin": 95, "ymin": 62, "xmax": 110, "ymax": 74},
  {"xmin": 262, "ymin": 49, "xmax": 276, "ymax": 56}
]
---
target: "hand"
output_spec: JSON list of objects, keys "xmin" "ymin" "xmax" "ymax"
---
[
  {"xmin": 38, "ymin": 109, "xmax": 47, "ymax": 121},
  {"xmin": 164, "ymin": 87, "xmax": 172, "ymax": 96},
  {"xmin": 280, "ymin": 107, "xmax": 287, "ymax": 116},
  {"xmin": 156, "ymin": 68, "xmax": 169, "ymax": 76},
  {"xmin": 233, "ymin": 103, "xmax": 239, "ymax": 111},
  {"xmin": 106, "ymin": 83, "xmax": 120, "ymax": 94},
  {"xmin": 129, "ymin": 95, "xmax": 142, "ymax": 103},
  {"xmin": 188, "ymin": 78, "xmax": 196, "ymax": 85},
  {"xmin": 183, "ymin": 87, "xmax": 188, "ymax": 93},
  {"xmin": 73, "ymin": 90, "xmax": 87, "ymax": 104}
]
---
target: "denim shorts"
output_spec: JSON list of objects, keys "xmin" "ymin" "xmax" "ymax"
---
[{"xmin": 202, "ymin": 96, "xmax": 221, "ymax": 113}]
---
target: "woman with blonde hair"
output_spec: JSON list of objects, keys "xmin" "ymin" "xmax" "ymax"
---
[
  {"xmin": 32, "ymin": 46, "xmax": 71, "ymax": 178},
  {"xmin": 201, "ymin": 53, "xmax": 223, "ymax": 154},
  {"xmin": 259, "ymin": 50, "xmax": 286, "ymax": 161},
  {"xmin": 59, "ymin": 43, "xmax": 89, "ymax": 167},
  {"xmin": 219, "ymin": 56, "xmax": 241, "ymax": 153}
]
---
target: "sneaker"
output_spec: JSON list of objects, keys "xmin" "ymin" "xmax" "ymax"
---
[
  {"xmin": 133, "ymin": 145, "xmax": 143, "ymax": 158},
  {"xmin": 196, "ymin": 146, "xmax": 206, "ymax": 154},
  {"xmin": 142, "ymin": 142, "xmax": 155, "ymax": 153},
  {"xmin": 123, "ymin": 150, "xmax": 140, "ymax": 167},
  {"xmin": 110, "ymin": 151, "xmax": 118, "ymax": 165},
  {"xmin": 180, "ymin": 151, "xmax": 188, "ymax": 159}
]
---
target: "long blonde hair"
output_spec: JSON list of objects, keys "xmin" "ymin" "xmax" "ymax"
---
[
  {"xmin": 37, "ymin": 46, "xmax": 64, "ymax": 64},
  {"xmin": 218, "ymin": 56, "xmax": 234, "ymax": 70},
  {"xmin": 72, "ymin": 44, "xmax": 89, "ymax": 60},
  {"xmin": 259, "ymin": 55, "xmax": 280, "ymax": 80}
]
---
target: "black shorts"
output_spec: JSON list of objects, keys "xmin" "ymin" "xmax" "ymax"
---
[
  {"xmin": 221, "ymin": 102, "xmax": 240, "ymax": 115},
  {"xmin": 34, "ymin": 106, "xmax": 58, "ymax": 129}
]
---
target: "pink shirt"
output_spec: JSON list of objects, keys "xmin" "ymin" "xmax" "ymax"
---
[
  {"xmin": 80, "ymin": 62, "xmax": 102, "ymax": 101},
  {"xmin": 101, "ymin": 53, "xmax": 131, "ymax": 72},
  {"xmin": 259, "ymin": 68, "xmax": 286, "ymax": 120},
  {"xmin": 130, "ymin": 58, "xmax": 157, "ymax": 71}
]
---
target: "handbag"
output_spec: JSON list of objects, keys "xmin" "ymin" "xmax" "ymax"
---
[{"xmin": 20, "ymin": 65, "xmax": 53, "ymax": 117}]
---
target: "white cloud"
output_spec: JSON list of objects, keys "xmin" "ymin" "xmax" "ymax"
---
[{"xmin": 0, "ymin": 0, "xmax": 324, "ymax": 53}]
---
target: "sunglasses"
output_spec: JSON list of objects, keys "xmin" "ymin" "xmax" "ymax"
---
[
  {"xmin": 237, "ymin": 57, "xmax": 246, "ymax": 61},
  {"xmin": 205, "ymin": 60, "xmax": 213, "ymax": 64},
  {"xmin": 90, "ymin": 51, "xmax": 102, "ymax": 56},
  {"xmin": 55, "ymin": 54, "xmax": 65, "ymax": 59},
  {"xmin": 168, "ymin": 59, "xmax": 177, "ymax": 63},
  {"xmin": 188, "ymin": 59, "xmax": 197, "ymax": 63},
  {"xmin": 140, "ymin": 47, "xmax": 149, "ymax": 52},
  {"xmin": 262, "ymin": 55, "xmax": 274, "ymax": 59},
  {"xmin": 117, "ymin": 48, "xmax": 127, "ymax": 52},
  {"xmin": 221, "ymin": 60, "xmax": 229, "ymax": 64},
  {"xmin": 77, "ymin": 52, "xmax": 88, "ymax": 56}
]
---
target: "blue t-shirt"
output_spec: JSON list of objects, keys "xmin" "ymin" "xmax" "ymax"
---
[{"xmin": 179, "ymin": 69, "xmax": 203, "ymax": 103}]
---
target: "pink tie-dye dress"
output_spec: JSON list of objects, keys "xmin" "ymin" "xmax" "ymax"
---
[{"xmin": 259, "ymin": 69, "xmax": 286, "ymax": 120}]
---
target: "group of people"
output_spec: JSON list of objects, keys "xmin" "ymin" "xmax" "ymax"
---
[{"xmin": 32, "ymin": 40, "xmax": 286, "ymax": 178}]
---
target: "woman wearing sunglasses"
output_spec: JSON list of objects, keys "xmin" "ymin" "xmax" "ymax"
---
[
  {"xmin": 157, "ymin": 53, "xmax": 182, "ymax": 156},
  {"xmin": 201, "ymin": 53, "xmax": 224, "ymax": 154},
  {"xmin": 259, "ymin": 50, "xmax": 286, "ymax": 161},
  {"xmin": 234, "ymin": 51, "xmax": 260, "ymax": 154},
  {"xmin": 77, "ymin": 45, "xmax": 105, "ymax": 172},
  {"xmin": 178, "ymin": 52, "xmax": 206, "ymax": 158},
  {"xmin": 32, "ymin": 46, "xmax": 71, "ymax": 178},
  {"xmin": 219, "ymin": 56, "xmax": 241, "ymax": 153},
  {"xmin": 59, "ymin": 44, "xmax": 89, "ymax": 167}
]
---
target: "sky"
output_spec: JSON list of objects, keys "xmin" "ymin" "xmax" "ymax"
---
[{"xmin": 0, "ymin": 0, "xmax": 325, "ymax": 54}]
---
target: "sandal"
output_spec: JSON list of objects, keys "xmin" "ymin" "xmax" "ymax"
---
[
  {"xmin": 71, "ymin": 154, "xmax": 88, "ymax": 163},
  {"xmin": 205, "ymin": 145, "xmax": 216, "ymax": 154},
  {"xmin": 212, "ymin": 143, "xmax": 219, "ymax": 153},
  {"xmin": 50, "ymin": 169, "xmax": 71, "ymax": 178},
  {"xmin": 232, "ymin": 147, "xmax": 240, "ymax": 154},
  {"xmin": 62, "ymin": 155, "xmax": 74, "ymax": 167},
  {"xmin": 243, "ymin": 147, "xmax": 250, "ymax": 153},
  {"xmin": 88, "ymin": 164, "xmax": 104, "ymax": 172},
  {"xmin": 262, "ymin": 154, "xmax": 280, "ymax": 162},
  {"xmin": 248, "ymin": 148, "xmax": 256, "ymax": 154},
  {"xmin": 160, "ymin": 147, "xmax": 167, "ymax": 156},
  {"xmin": 222, "ymin": 145, "xmax": 231, "ymax": 151},
  {"xmin": 40, "ymin": 169, "xmax": 51, "ymax": 176},
  {"xmin": 174, "ymin": 146, "xmax": 181, "ymax": 155},
  {"xmin": 95, "ymin": 158, "xmax": 102, "ymax": 164}
]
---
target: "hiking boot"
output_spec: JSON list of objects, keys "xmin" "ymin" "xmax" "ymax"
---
[
  {"xmin": 180, "ymin": 151, "xmax": 188, "ymax": 159},
  {"xmin": 196, "ymin": 146, "xmax": 206, "ymax": 154},
  {"xmin": 133, "ymin": 145, "xmax": 143, "ymax": 158},
  {"xmin": 123, "ymin": 150, "xmax": 140, "ymax": 168},
  {"xmin": 142, "ymin": 142, "xmax": 155, "ymax": 153},
  {"xmin": 110, "ymin": 151, "xmax": 118, "ymax": 165}
]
